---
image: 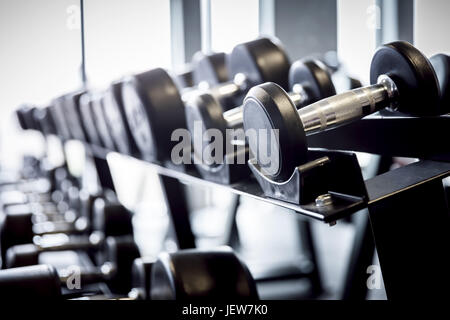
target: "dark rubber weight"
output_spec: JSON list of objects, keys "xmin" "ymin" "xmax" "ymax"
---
[
  {"xmin": 105, "ymin": 236, "xmax": 141, "ymax": 294},
  {"xmin": 370, "ymin": 41, "xmax": 440, "ymax": 116},
  {"xmin": 79, "ymin": 94, "xmax": 103, "ymax": 147},
  {"xmin": 430, "ymin": 54, "xmax": 450, "ymax": 114},
  {"xmin": 50, "ymin": 96, "xmax": 72, "ymax": 140},
  {"xmin": 91, "ymin": 93, "xmax": 117, "ymax": 150},
  {"xmin": 243, "ymin": 83, "xmax": 307, "ymax": 182},
  {"xmin": 0, "ymin": 209, "xmax": 34, "ymax": 267},
  {"xmin": 229, "ymin": 38, "xmax": 291, "ymax": 91},
  {"xmin": 131, "ymin": 257, "xmax": 155, "ymax": 300},
  {"xmin": 185, "ymin": 93, "xmax": 228, "ymax": 165},
  {"xmin": 103, "ymin": 81, "xmax": 140, "ymax": 156},
  {"xmin": 63, "ymin": 91, "xmax": 88, "ymax": 142},
  {"xmin": 150, "ymin": 248, "xmax": 258, "ymax": 300},
  {"xmin": 33, "ymin": 107, "xmax": 58, "ymax": 136},
  {"xmin": 289, "ymin": 59, "xmax": 336, "ymax": 103},
  {"xmin": 122, "ymin": 68, "xmax": 186, "ymax": 162},
  {"xmin": 0, "ymin": 264, "xmax": 61, "ymax": 299},
  {"xmin": 192, "ymin": 52, "xmax": 229, "ymax": 86}
]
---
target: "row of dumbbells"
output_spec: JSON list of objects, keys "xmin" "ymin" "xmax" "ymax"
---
[
  {"xmin": 15, "ymin": 37, "xmax": 360, "ymax": 174},
  {"xmin": 10, "ymin": 41, "xmax": 302, "ymax": 300},
  {"xmin": 0, "ymin": 157, "xmax": 259, "ymax": 299},
  {"xmin": 10, "ymin": 38, "xmax": 450, "ymax": 300},
  {"xmin": 16, "ymin": 38, "xmax": 450, "ymax": 187}
]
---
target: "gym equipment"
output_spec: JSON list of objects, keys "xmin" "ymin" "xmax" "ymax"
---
[
  {"xmin": 184, "ymin": 58, "xmax": 336, "ymax": 183},
  {"xmin": 0, "ymin": 196, "xmax": 132, "ymax": 267},
  {"xmin": 79, "ymin": 93, "xmax": 104, "ymax": 147},
  {"xmin": 128, "ymin": 256, "xmax": 155, "ymax": 300},
  {"xmin": 0, "ymin": 236, "xmax": 140, "ymax": 298},
  {"xmin": 16, "ymin": 104, "xmax": 41, "ymax": 132},
  {"xmin": 430, "ymin": 53, "xmax": 450, "ymax": 111},
  {"xmin": 122, "ymin": 37, "xmax": 290, "ymax": 164},
  {"xmin": 49, "ymin": 95, "xmax": 74, "ymax": 141},
  {"xmin": 173, "ymin": 68, "xmax": 194, "ymax": 89},
  {"xmin": 101, "ymin": 80, "xmax": 140, "ymax": 156},
  {"xmin": 243, "ymin": 41, "xmax": 442, "ymax": 182},
  {"xmin": 81, "ymin": 92, "xmax": 117, "ymax": 150},
  {"xmin": 191, "ymin": 51, "xmax": 229, "ymax": 89},
  {"xmin": 62, "ymin": 90, "xmax": 89, "ymax": 142},
  {"xmin": 151, "ymin": 247, "xmax": 258, "ymax": 300},
  {"xmin": 32, "ymin": 106, "xmax": 58, "ymax": 136},
  {"xmin": 83, "ymin": 52, "xmax": 227, "ymax": 154}
]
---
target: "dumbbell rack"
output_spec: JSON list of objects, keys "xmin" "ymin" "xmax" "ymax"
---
[
  {"xmin": 16, "ymin": 0, "xmax": 450, "ymax": 299},
  {"xmin": 67, "ymin": 110, "xmax": 450, "ymax": 300}
]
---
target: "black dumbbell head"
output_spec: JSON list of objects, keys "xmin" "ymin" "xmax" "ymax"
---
[
  {"xmin": 16, "ymin": 105, "xmax": 29, "ymax": 130},
  {"xmin": 51, "ymin": 95, "xmax": 73, "ymax": 140},
  {"xmin": 79, "ymin": 93, "xmax": 103, "ymax": 146},
  {"xmin": 102, "ymin": 81, "xmax": 140, "ymax": 156},
  {"xmin": 122, "ymin": 68, "xmax": 186, "ymax": 161},
  {"xmin": 33, "ymin": 107, "xmax": 58, "ymax": 136},
  {"xmin": 229, "ymin": 37, "xmax": 291, "ymax": 92},
  {"xmin": 0, "ymin": 264, "xmax": 61, "ymax": 299},
  {"xmin": 150, "ymin": 247, "xmax": 258, "ymax": 300},
  {"xmin": 93, "ymin": 199, "xmax": 134, "ymax": 237},
  {"xmin": 243, "ymin": 82, "xmax": 307, "ymax": 182},
  {"xmin": 0, "ymin": 207, "xmax": 34, "ymax": 266},
  {"xmin": 185, "ymin": 92, "xmax": 228, "ymax": 165},
  {"xmin": 289, "ymin": 59, "xmax": 336, "ymax": 103},
  {"xmin": 430, "ymin": 53, "xmax": 450, "ymax": 114},
  {"xmin": 63, "ymin": 91, "xmax": 88, "ymax": 142},
  {"xmin": 173, "ymin": 68, "xmax": 195, "ymax": 90},
  {"xmin": 6, "ymin": 244, "xmax": 39, "ymax": 268},
  {"xmin": 131, "ymin": 257, "xmax": 155, "ymax": 300},
  {"xmin": 370, "ymin": 41, "xmax": 440, "ymax": 116},
  {"xmin": 91, "ymin": 92, "xmax": 117, "ymax": 150},
  {"xmin": 16, "ymin": 104, "xmax": 39, "ymax": 131},
  {"xmin": 192, "ymin": 51, "xmax": 229, "ymax": 86},
  {"xmin": 105, "ymin": 236, "xmax": 140, "ymax": 294}
]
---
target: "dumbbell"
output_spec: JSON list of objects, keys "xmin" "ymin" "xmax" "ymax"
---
[
  {"xmin": 0, "ymin": 235, "xmax": 140, "ymax": 298},
  {"xmin": 173, "ymin": 51, "xmax": 228, "ymax": 90},
  {"xmin": 15, "ymin": 104, "xmax": 42, "ymax": 133},
  {"xmin": 0, "ymin": 194, "xmax": 131, "ymax": 267},
  {"xmin": 28, "ymin": 189, "xmax": 118, "ymax": 235},
  {"xmin": 430, "ymin": 53, "xmax": 450, "ymax": 110},
  {"xmin": 98, "ymin": 52, "xmax": 227, "ymax": 158},
  {"xmin": 150, "ymin": 247, "xmax": 258, "ymax": 300},
  {"xmin": 121, "ymin": 37, "xmax": 290, "ymax": 163},
  {"xmin": 47, "ymin": 90, "xmax": 91, "ymax": 143},
  {"xmin": 15, "ymin": 106, "xmax": 84, "ymax": 193},
  {"xmin": 76, "ymin": 52, "xmax": 228, "ymax": 155},
  {"xmin": 191, "ymin": 51, "xmax": 229, "ymax": 89},
  {"xmin": 100, "ymin": 80, "xmax": 141, "ymax": 155},
  {"xmin": 242, "ymin": 41, "xmax": 446, "ymax": 182},
  {"xmin": 125, "ymin": 247, "xmax": 258, "ymax": 300},
  {"xmin": 78, "ymin": 92, "xmax": 118, "ymax": 150},
  {"xmin": 185, "ymin": 58, "xmax": 337, "ymax": 168},
  {"xmin": 173, "ymin": 68, "xmax": 194, "ymax": 89}
]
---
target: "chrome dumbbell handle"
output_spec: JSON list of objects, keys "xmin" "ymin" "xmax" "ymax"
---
[
  {"xmin": 222, "ymin": 86, "xmax": 309, "ymax": 130},
  {"xmin": 298, "ymin": 75, "xmax": 398, "ymax": 135},
  {"xmin": 35, "ymin": 232, "xmax": 104, "ymax": 252},
  {"xmin": 183, "ymin": 73, "xmax": 249, "ymax": 103}
]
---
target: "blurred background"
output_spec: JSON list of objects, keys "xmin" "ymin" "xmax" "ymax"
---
[{"xmin": 1, "ymin": 0, "xmax": 450, "ymax": 299}]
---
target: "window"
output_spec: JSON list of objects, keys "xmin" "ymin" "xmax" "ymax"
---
[
  {"xmin": 210, "ymin": 0, "xmax": 260, "ymax": 53},
  {"xmin": 84, "ymin": 0, "xmax": 172, "ymax": 88},
  {"xmin": 0, "ymin": 0, "xmax": 82, "ymax": 167}
]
